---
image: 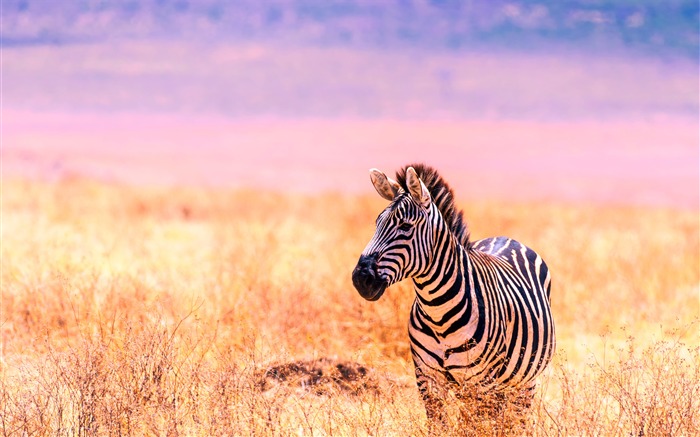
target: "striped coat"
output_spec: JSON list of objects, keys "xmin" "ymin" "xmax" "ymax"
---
[{"xmin": 352, "ymin": 164, "xmax": 555, "ymax": 423}]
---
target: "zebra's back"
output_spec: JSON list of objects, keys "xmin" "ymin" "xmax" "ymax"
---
[{"xmin": 472, "ymin": 236, "xmax": 551, "ymax": 300}]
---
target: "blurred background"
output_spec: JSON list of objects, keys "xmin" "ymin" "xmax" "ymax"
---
[{"xmin": 3, "ymin": 0, "xmax": 699, "ymax": 207}]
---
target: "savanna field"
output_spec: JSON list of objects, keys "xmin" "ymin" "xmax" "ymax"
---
[{"xmin": 1, "ymin": 178, "xmax": 698, "ymax": 436}]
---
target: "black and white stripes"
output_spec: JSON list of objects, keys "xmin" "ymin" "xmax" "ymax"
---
[{"xmin": 352, "ymin": 164, "xmax": 555, "ymax": 423}]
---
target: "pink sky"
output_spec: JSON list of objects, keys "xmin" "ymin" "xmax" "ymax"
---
[
  {"xmin": 4, "ymin": 109, "xmax": 697, "ymax": 208},
  {"xmin": 2, "ymin": 42, "xmax": 698, "ymax": 208}
]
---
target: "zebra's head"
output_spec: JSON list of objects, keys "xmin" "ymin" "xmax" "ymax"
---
[{"xmin": 352, "ymin": 166, "xmax": 439, "ymax": 301}]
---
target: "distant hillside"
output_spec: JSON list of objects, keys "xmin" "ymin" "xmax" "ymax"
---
[{"xmin": 2, "ymin": 0, "xmax": 698, "ymax": 59}]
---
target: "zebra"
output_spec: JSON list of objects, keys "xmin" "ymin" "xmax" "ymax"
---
[{"xmin": 351, "ymin": 163, "xmax": 555, "ymax": 425}]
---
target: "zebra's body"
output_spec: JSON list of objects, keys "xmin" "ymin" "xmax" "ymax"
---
[
  {"xmin": 352, "ymin": 164, "xmax": 555, "ymax": 423},
  {"xmin": 409, "ymin": 236, "xmax": 554, "ymax": 407}
]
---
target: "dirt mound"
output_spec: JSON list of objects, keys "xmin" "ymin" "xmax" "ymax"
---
[{"xmin": 257, "ymin": 357, "xmax": 380, "ymax": 396}]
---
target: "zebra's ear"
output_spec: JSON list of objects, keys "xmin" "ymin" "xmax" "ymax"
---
[
  {"xmin": 369, "ymin": 168, "xmax": 400, "ymax": 201},
  {"xmin": 405, "ymin": 167, "xmax": 431, "ymax": 208}
]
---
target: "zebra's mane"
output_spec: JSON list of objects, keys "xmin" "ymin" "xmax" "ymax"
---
[{"xmin": 395, "ymin": 163, "xmax": 471, "ymax": 249}]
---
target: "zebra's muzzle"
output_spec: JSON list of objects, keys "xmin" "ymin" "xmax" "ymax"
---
[{"xmin": 352, "ymin": 253, "xmax": 388, "ymax": 301}]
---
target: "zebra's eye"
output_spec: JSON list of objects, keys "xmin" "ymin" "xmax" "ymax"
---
[{"xmin": 398, "ymin": 222, "xmax": 412, "ymax": 232}]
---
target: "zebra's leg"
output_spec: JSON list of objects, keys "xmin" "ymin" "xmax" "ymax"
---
[
  {"xmin": 513, "ymin": 382, "xmax": 535, "ymax": 411},
  {"xmin": 502, "ymin": 382, "xmax": 536, "ymax": 432},
  {"xmin": 414, "ymin": 365, "xmax": 450, "ymax": 427}
]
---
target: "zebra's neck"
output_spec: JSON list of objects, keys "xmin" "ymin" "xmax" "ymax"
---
[{"xmin": 412, "ymin": 229, "xmax": 481, "ymax": 338}]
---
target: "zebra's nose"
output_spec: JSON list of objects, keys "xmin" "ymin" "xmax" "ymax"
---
[
  {"xmin": 357, "ymin": 253, "xmax": 378, "ymax": 271},
  {"xmin": 352, "ymin": 253, "xmax": 387, "ymax": 301}
]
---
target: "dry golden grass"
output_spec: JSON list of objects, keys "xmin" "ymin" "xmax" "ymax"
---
[{"xmin": 1, "ymin": 178, "xmax": 698, "ymax": 436}]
